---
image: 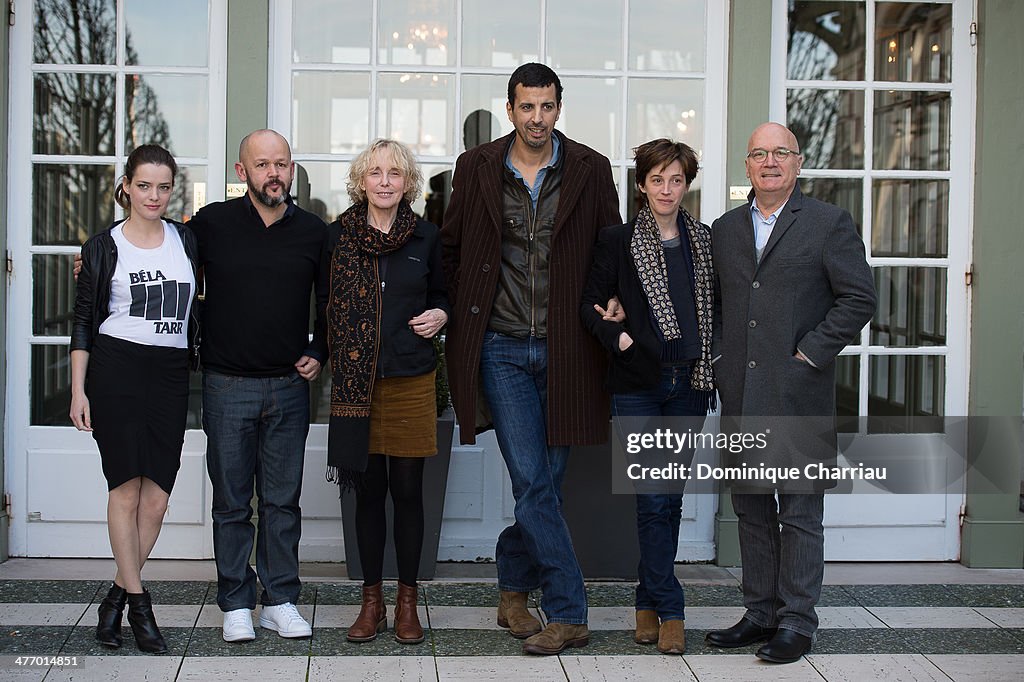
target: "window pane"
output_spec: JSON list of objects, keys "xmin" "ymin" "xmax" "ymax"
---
[
  {"xmin": 628, "ymin": 170, "xmax": 702, "ymax": 224},
  {"xmin": 800, "ymin": 178, "xmax": 863, "ymax": 236},
  {"xmin": 462, "ymin": 0, "xmax": 540, "ymax": 67},
  {"xmin": 31, "ymin": 345, "xmax": 72, "ymax": 426},
  {"xmin": 423, "ymin": 163, "xmax": 455, "ymax": 228},
  {"xmin": 460, "ymin": 75, "xmax": 513, "ymax": 151},
  {"xmin": 787, "ymin": 88, "xmax": 864, "ymax": 169},
  {"xmin": 868, "ymin": 355, "xmax": 945, "ymax": 424},
  {"xmin": 169, "ymin": 166, "xmax": 207, "ymax": 223},
  {"xmin": 292, "ymin": 161, "xmax": 352, "ymax": 224},
  {"xmin": 558, "ymin": 77, "xmax": 621, "ymax": 160},
  {"xmin": 378, "ymin": 0, "xmax": 455, "ymax": 66},
  {"xmin": 292, "ymin": 72, "xmax": 370, "ymax": 155},
  {"xmin": 787, "ymin": 0, "xmax": 866, "ymax": 81},
  {"xmin": 873, "ymin": 90, "xmax": 950, "ymax": 170},
  {"xmin": 875, "ymin": 2, "xmax": 952, "ymax": 83},
  {"xmin": 627, "ymin": 79, "xmax": 704, "ymax": 157},
  {"xmin": 125, "ymin": 75, "xmax": 209, "ymax": 159},
  {"xmin": 835, "ymin": 354, "xmax": 861, "ymax": 431},
  {"xmin": 872, "ymin": 179, "xmax": 948, "ymax": 257},
  {"xmin": 125, "ymin": 0, "xmax": 209, "ymax": 67},
  {"xmin": 33, "ymin": 255, "xmax": 77, "ymax": 337},
  {"xmin": 871, "ymin": 266, "xmax": 947, "ymax": 347},
  {"xmin": 547, "ymin": 0, "xmax": 622, "ymax": 70},
  {"xmin": 34, "ymin": 73, "xmax": 116, "ymax": 156},
  {"xmin": 34, "ymin": 0, "xmax": 116, "ymax": 65},
  {"xmin": 33, "ymin": 164, "xmax": 116, "ymax": 246},
  {"xmin": 378, "ymin": 74, "xmax": 455, "ymax": 156},
  {"xmin": 293, "ymin": 0, "xmax": 371, "ymax": 63},
  {"xmin": 630, "ymin": 0, "xmax": 705, "ymax": 71}
]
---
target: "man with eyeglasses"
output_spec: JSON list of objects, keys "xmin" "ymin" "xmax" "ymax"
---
[{"xmin": 706, "ymin": 123, "xmax": 876, "ymax": 664}]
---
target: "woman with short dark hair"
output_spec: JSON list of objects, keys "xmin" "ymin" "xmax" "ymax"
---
[{"xmin": 581, "ymin": 138, "xmax": 715, "ymax": 655}]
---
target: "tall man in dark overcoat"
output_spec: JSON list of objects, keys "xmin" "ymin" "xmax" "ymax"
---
[
  {"xmin": 706, "ymin": 123, "xmax": 876, "ymax": 664},
  {"xmin": 441, "ymin": 63, "xmax": 621, "ymax": 655}
]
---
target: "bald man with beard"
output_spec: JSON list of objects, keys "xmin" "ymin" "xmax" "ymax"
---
[{"xmin": 192, "ymin": 129, "xmax": 328, "ymax": 643}]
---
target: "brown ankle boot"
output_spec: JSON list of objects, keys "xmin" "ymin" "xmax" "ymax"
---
[
  {"xmin": 394, "ymin": 582, "xmax": 424, "ymax": 644},
  {"xmin": 347, "ymin": 582, "xmax": 386, "ymax": 642},
  {"xmin": 497, "ymin": 590, "xmax": 542, "ymax": 638},
  {"xmin": 657, "ymin": 619, "xmax": 686, "ymax": 654},
  {"xmin": 634, "ymin": 609, "xmax": 659, "ymax": 644}
]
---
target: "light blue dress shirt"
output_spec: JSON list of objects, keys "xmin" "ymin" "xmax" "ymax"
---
[{"xmin": 505, "ymin": 133, "xmax": 561, "ymax": 212}]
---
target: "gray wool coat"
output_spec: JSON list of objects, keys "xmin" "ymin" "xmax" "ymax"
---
[{"xmin": 711, "ymin": 183, "xmax": 876, "ymax": 482}]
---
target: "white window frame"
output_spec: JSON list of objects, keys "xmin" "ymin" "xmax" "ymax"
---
[
  {"xmin": 770, "ymin": 0, "xmax": 976, "ymax": 560},
  {"xmin": 4, "ymin": 0, "xmax": 228, "ymax": 556},
  {"xmin": 268, "ymin": 0, "xmax": 728, "ymax": 224}
]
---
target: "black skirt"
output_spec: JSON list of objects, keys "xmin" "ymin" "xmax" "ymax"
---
[{"xmin": 86, "ymin": 334, "xmax": 189, "ymax": 495}]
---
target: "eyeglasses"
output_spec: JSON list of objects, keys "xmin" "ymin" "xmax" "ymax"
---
[{"xmin": 746, "ymin": 148, "xmax": 801, "ymax": 163}]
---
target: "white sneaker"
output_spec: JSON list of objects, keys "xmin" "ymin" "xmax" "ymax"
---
[
  {"xmin": 222, "ymin": 608, "xmax": 256, "ymax": 642},
  {"xmin": 259, "ymin": 602, "xmax": 312, "ymax": 638}
]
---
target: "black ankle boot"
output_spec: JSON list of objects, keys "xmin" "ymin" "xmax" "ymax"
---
[
  {"xmin": 95, "ymin": 583, "xmax": 128, "ymax": 647},
  {"xmin": 126, "ymin": 589, "xmax": 168, "ymax": 654}
]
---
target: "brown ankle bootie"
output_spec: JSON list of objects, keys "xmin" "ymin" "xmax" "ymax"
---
[
  {"xmin": 497, "ymin": 590, "xmax": 542, "ymax": 638},
  {"xmin": 634, "ymin": 609, "xmax": 659, "ymax": 644},
  {"xmin": 394, "ymin": 582, "xmax": 424, "ymax": 644},
  {"xmin": 657, "ymin": 619, "xmax": 686, "ymax": 654},
  {"xmin": 347, "ymin": 582, "xmax": 386, "ymax": 642}
]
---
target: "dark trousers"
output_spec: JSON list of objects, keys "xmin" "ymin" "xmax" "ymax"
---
[{"xmin": 731, "ymin": 492, "xmax": 825, "ymax": 638}]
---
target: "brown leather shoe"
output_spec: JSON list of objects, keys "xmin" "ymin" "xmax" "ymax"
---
[
  {"xmin": 657, "ymin": 619, "xmax": 685, "ymax": 654},
  {"xmin": 497, "ymin": 591, "xmax": 542, "ymax": 639},
  {"xmin": 394, "ymin": 582, "xmax": 424, "ymax": 644},
  {"xmin": 522, "ymin": 623, "xmax": 590, "ymax": 655},
  {"xmin": 346, "ymin": 582, "xmax": 386, "ymax": 642},
  {"xmin": 634, "ymin": 609, "xmax": 659, "ymax": 644}
]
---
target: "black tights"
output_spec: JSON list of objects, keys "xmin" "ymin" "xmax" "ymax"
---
[{"xmin": 354, "ymin": 454, "xmax": 425, "ymax": 587}]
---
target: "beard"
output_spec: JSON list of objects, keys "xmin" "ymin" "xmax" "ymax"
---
[{"xmin": 249, "ymin": 177, "xmax": 291, "ymax": 208}]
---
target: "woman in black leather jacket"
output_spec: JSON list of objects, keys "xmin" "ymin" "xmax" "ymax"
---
[{"xmin": 70, "ymin": 144, "xmax": 199, "ymax": 655}]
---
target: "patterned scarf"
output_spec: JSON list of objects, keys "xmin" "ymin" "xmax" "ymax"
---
[
  {"xmin": 630, "ymin": 202, "xmax": 716, "ymax": 398},
  {"xmin": 326, "ymin": 200, "xmax": 417, "ymax": 488}
]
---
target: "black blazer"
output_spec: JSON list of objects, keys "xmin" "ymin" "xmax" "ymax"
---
[{"xmin": 580, "ymin": 219, "xmax": 709, "ymax": 393}]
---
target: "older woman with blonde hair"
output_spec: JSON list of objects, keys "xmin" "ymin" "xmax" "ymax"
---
[{"xmin": 323, "ymin": 138, "xmax": 449, "ymax": 645}]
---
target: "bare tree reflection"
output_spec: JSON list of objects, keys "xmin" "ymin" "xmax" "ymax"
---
[{"xmin": 31, "ymin": 0, "xmax": 192, "ymax": 425}]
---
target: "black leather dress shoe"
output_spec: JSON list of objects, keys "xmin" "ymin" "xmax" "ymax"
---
[
  {"xmin": 705, "ymin": 617, "xmax": 777, "ymax": 648},
  {"xmin": 755, "ymin": 629, "xmax": 812, "ymax": 663}
]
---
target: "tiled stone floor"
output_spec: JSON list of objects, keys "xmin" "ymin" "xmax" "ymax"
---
[{"xmin": 0, "ymin": 561, "xmax": 1021, "ymax": 680}]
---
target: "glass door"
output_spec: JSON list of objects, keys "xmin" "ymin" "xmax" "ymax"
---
[
  {"xmin": 775, "ymin": 0, "xmax": 973, "ymax": 559},
  {"xmin": 6, "ymin": 0, "xmax": 227, "ymax": 557}
]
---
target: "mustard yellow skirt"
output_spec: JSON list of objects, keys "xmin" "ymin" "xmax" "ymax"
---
[{"xmin": 367, "ymin": 370, "xmax": 437, "ymax": 457}]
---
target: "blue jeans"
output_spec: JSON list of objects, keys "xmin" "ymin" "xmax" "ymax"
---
[
  {"xmin": 479, "ymin": 332, "xmax": 587, "ymax": 624},
  {"xmin": 203, "ymin": 370, "xmax": 310, "ymax": 611},
  {"xmin": 612, "ymin": 365, "xmax": 707, "ymax": 621}
]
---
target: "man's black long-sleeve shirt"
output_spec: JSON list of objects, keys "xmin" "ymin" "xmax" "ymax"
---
[{"xmin": 191, "ymin": 195, "xmax": 328, "ymax": 377}]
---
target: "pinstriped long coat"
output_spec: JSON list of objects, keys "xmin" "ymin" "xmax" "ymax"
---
[{"xmin": 440, "ymin": 131, "xmax": 621, "ymax": 446}]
